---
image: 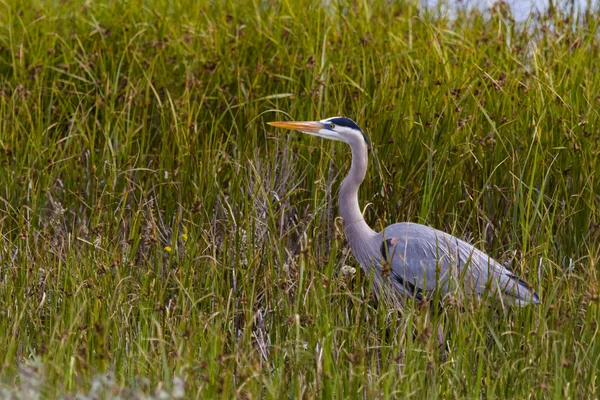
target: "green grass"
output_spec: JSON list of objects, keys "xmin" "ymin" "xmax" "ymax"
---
[{"xmin": 0, "ymin": 0, "xmax": 599, "ymax": 397}]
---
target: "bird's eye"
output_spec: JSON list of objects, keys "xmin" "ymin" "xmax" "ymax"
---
[{"xmin": 329, "ymin": 124, "xmax": 335, "ymax": 130}]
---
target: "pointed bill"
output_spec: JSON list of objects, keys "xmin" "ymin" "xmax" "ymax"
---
[{"xmin": 267, "ymin": 120, "xmax": 322, "ymax": 133}]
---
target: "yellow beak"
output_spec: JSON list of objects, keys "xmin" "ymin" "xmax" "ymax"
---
[{"xmin": 267, "ymin": 120, "xmax": 323, "ymax": 133}]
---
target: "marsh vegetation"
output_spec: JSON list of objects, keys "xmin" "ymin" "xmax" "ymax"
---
[{"xmin": 0, "ymin": 0, "xmax": 599, "ymax": 397}]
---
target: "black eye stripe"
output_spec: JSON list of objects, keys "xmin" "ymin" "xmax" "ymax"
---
[
  {"xmin": 327, "ymin": 117, "xmax": 360, "ymax": 130},
  {"xmin": 326, "ymin": 117, "xmax": 368, "ymax": 144}
]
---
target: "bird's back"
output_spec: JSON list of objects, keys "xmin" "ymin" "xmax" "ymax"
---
[{"xmin": 375, "ymin": 222, "xmax": 539, "ymax": 306}]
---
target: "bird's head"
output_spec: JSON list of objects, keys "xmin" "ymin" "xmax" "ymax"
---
[{"xmin": 268, "ymin": 116, "xmax": 368, "ymax": 146}]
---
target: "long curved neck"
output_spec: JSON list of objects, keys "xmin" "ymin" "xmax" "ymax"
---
[{"xmin": 339, "ymin": 141, "xmax": 377, "ymax": 254}]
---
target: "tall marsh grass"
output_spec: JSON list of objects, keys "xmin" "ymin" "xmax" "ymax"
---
[{"xmin": 0, "ymin": 0, "xmax": 598, "ymax": 397}]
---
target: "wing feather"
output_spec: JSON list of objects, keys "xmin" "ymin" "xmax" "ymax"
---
[{"xmin": 378, "ymin": 222, "xmax": 539, "ymax": 305}]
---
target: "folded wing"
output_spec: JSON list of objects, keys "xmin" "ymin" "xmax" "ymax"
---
[{"xmin": 379, "ymin": 223, "xmax": 540, "ymax": 306}]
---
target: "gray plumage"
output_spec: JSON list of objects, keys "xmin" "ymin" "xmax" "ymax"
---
[{"xmin": 268, "ymin": 116, "xmax": 540, "ymax": 307}]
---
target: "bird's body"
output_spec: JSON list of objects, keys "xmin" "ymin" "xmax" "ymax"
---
[
  {"xmin": 268, "ymin": 116, "xmax": 540, "ymax": 307},
  {"xmin": 351, "ymin": 221, "xmax": 539, "ymax": 307}
]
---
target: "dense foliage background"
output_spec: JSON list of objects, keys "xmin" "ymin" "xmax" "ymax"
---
[{"xmin": 0, "ymin": 0, "xmax": 598, "ymax": 397}]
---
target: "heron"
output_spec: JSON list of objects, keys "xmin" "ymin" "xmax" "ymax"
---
[{"xmin": 268, "ymin": 117, "xmax": 540, "ymax": 308}]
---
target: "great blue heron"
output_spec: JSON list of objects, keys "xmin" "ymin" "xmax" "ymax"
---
[{"xmin": 268, "ymin": 117, "xmax": 540, "ymax": 307}]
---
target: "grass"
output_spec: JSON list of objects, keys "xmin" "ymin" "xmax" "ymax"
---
[{"xmin": 0, "ymin": 0, "xmax": 599, "ymax": 397}]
